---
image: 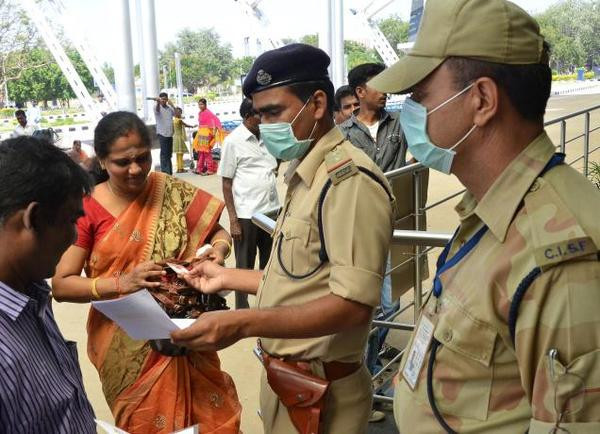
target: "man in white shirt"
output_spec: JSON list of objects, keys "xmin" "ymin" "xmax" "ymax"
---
[
  {"xmin": 218, "ymin": 98, "xmax": 280, "ymax": 309},
  {"xmin": 12, "ymin": 110, "xmax": 36, "ymax": 138},
  {"xmin": 154, "ymin": 92, "xmax": 175, "ymax": 175},
  {"xmin": 26, "ymin": 101, "xmax": 42, "ymax": 129}
]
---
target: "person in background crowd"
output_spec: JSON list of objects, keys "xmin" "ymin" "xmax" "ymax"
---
[
  {"xmin": 12, "ymin": 109, "xmax": 36, "ymax": 137},
  {"xmin": 27, "ymin": 100, "xmax": 42, "ymax": 129},
  {"xmin": 68, "ymin": 140, "xmax": 89, "ymax": 164},
  {"xmin": 0, "ymin": 136, "xmax": 96, "ymax": 433},
  {"xmin": 173, "ymin": 107, "xmax": 195, "ymax": 173},
  {"xmin": 193, "ymin": 98, "xmax": 223, "ymax": 175},
  {"xmin": 369, "ymin": 0, "xmax": 600, "ymax": 431},
  {"xmin": 52, "ymin": 111, "xmax": 241, "ymax": 433},
  {"xmin": 334, "ymin": 85, "xmax": 359, "ymax": 125},
  {"xmin": 154, "ymin": 92, "xmax": 176, "ymax": 175},
  {"xmin": 218, "ymin": 98, "xmax": 280, "ymax": 309}
]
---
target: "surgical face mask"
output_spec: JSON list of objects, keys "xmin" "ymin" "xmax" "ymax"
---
[
  {"xmin": 400, "ymin": 83, "xmax": 476, "ymax": 174},
  {"xmin": 259, "ymin": 98, "xmax": 318, "ymax": 161}
]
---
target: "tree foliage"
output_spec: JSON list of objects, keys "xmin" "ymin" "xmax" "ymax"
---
[
  {"xmin": 536, "ymin": 0, "xmax": 600, "ymax": 72},
  {"xmin": 377, "ymin": 14, "xmax": 409, "ymax": 55},
  {"xmin": 160, "ymin": 28, "xmax": 234, "ymax": 91}
]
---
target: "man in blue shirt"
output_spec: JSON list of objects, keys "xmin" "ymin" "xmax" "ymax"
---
[{"xmin": 0, "ymin": 136, "xmax": 96, "ymax": 433}]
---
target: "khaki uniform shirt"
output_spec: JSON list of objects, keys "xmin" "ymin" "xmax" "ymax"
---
[
  {"xmin": 395, "ymin": 132, "xmax": 600, "ymax": 433},
  {"xmin": 256, "ymin": 126, "xmax": 394, "ymax": 363}
]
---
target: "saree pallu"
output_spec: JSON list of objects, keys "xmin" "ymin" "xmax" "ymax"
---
[{"xmin": 86, "ymin": 172, "xmax": 241, "ymax": 433}]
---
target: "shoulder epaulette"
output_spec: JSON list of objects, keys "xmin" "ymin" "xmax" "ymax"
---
[
  {"xmin": 524, "ymin": 177, "xmax": 598, "ymax": 270},
  {"xmin": 324, "ymin": 145, "xmax": 359, "ymax": 185}
]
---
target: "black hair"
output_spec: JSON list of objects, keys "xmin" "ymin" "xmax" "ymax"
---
[
  {"xmin": 239, "ymin": 98, "xmax": 254, "ymax": 119},
  {"xmin": 334, "ymin": 85, "xmax": 355, "ymax": 110},
  {"xmin": 0, "ymin": 136, "xmax": 92, "ymax": 225},
  {"xmin": 15, "ymin": 109, "xmax": 25, "ymax": 117},
  {"xmin": 445, "ymin": 42, "xmax": 552, "ymax": 123},
  {"xmin": 158, "ymin": 92, "xmax": 168, "ymax": 98},
  {"xmin": 198, "ymin": 98, "xmax": 207, "ymax": 105},
  {"xmin": 348, "ymin": 63, "xmax": 386, "ymax": 95},
  {"xmin": 91, "ymin": 111, "xmax": 151, "ymax": 184},
  {"xmin": 287, "ymin": 80, "xmax": 335, "ymax": 116}
]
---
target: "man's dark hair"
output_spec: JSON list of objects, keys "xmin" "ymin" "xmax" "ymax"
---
[
  {"xmin": 239, "ymin": 98, "xmax": 254, "ymax": 119},
  {"xmin": 92, "ymin": 111, "xmax": 151, "ymax": 184},
  {"xmin": 15, "ymin": 109, "xmax": 25, "ymax": 117},
  {"xmin": 348, "ymin": 63, "xmax": 386, "ymax": 95},
  {"xmin": 445, "ymin": 42, "xmax": 552, "ymax": 123},
  {"xmin": 198, "ymin": 98, "xmax": 207, "ymax": 105},
  {"xmin": 287, "ymin": 80, "xmax": 335, "ymax": 116},
  {"xmin": 158, "ymin": 92, "xmax": 168, "ymax": 98},
  {"xmin": 334, "ymin": 85, "xmax": 355, "ymax": 110},
  {"xmin": 0, "ymin": 136, "xmax": 92, "ymax": 225}
]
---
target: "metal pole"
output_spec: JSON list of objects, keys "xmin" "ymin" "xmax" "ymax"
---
[
  {"xmin": 560, "ymin": 120, "xmax": 567, "ymax": 154},
  {"xmin": 134, "ymin": 0, "xmax": 148, "ymax": 120},
  {"xmin": 583, "ymin": 112, "xmax": 590, "ymax": 177},
  {"xmin": 114, "ymin": 0, "xmax": 136, "ymax": 112},
  {"xmin": 141, "ymin": 0, "xmax": 160, "ymax": 119},
  {"xmin": 413, "ymin": 170, "xmax": 423, "ymax": 322},
  {"xmin": 331, "ymin": 0, "xmax": 345, "ymax": 89},
  {"xmin": 174, "ymin": 52, "xmax": 184, "ymax": 109}
]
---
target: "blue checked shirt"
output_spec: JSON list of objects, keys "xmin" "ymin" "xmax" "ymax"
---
[{"xmin": 0, "ymin": 280, "xmax": 96, "ymax": 433}]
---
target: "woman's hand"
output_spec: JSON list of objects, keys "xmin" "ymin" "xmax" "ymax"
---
[
  {"xmin": 182, "ymin": 261, "xmax": 226, "ymax": 294},
  {"xmin": 119, "ymin": 261, "xmax": 165, "ymax": 294}
]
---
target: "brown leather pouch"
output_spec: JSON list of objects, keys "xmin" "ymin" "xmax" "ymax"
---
[{"xmin": 265, "ymin": 357, "xmax": 330, "ymax": 434}]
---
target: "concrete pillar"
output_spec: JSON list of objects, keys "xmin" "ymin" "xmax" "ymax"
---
[
  {"xmin": 174, "ymin": 52, "xmax": 184, "ymax": 109},
  {"xmin": 319, "ymin": 0, "xmax": 333, "ymax": 79},
  {"xmin": 331, "ymin": 0, "xmax": 345, "ymax": 89},
  {"xmin": 140, "ymin": 0, "xmax": 160, "ymax": 118},
  {"xmin": 134, "ymin": 0, "xmax": 148, "ymax": 120},
  {"xmin": 114, "ymin": 0, "xmax": 136, "ymax": 112}
]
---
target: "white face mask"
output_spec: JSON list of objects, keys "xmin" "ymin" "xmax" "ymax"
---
[{"xmin": 401, "ymin": 83, "xmax": 476, "ymax": 174}]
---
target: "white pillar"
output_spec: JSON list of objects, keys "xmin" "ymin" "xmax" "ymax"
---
[
  {"xmin": 174, "ymin": 52, "xmax": 184, "ymax": 109},
  {"xmin": 140, "ymin": 0, "xmax": 160, "ymax": 119},
  {"xmin": 331, "ymin": 0, "xmax": 345, "ymax": 89},
  {"xmin": 114, "ymin": 0, "xmax": 136, "ymax": 112},
  {"xmin": 319, "ymin": 0, "xmax": 333, "ymax": 79},
  {"xmin": 134, "ymin": 0, "xmax": 148, "ymax": 120}
]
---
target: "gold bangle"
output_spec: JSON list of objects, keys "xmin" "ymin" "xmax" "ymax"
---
[
  {"xmin": 211, "ymin": 238, "xmax": 232, "ymax": 259},
  {"xmin": 91, "ymin": 277, "xmax": 101, "ymax": 300}
]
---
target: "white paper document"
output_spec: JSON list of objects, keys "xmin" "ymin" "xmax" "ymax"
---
[
  {"xmin": 91, "ymin": 290, "xmax": 196, "ymax": 340},
  {"xmin": 96, "ymin": 419, "xmax": 199, "ymax": 434}
]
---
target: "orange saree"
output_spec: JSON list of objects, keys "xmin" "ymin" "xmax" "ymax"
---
[{"xmin": 85, "ymin": 172, "xmax": 241, "ymax": 433}]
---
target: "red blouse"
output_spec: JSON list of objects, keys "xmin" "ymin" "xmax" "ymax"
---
[{"xmin": 75, "ymin": 196, "xmax": 116, "ymax": 251}]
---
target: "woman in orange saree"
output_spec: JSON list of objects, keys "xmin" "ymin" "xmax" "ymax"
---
[{"xmin": 52, "ymin": 111, "xmax": 241, "ymax": 433}]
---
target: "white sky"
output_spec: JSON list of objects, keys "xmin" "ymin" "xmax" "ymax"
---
[{"xmin": 61, "ymin": 0, "xmax": 561, "ymax": 65}]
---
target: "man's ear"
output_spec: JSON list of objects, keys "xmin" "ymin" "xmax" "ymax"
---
[
  {"xmin": 355, "ymin": 85, "xmax": 366, "ymax": 100},
  {"xmin": 22, "ymin": 202, "xmax": 40, "ymax": 232},
  {"xmin": 471, "ymin": 77, "xmax": 499, "ymax": 128},
  {"xmin": 312, "ymin": 90, "xmax": 329, "ymax": 121}
]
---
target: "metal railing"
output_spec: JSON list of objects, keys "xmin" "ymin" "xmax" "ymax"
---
[{"xmin": 251, "ymin": 103, "xmax": 600, "ymax": 404}]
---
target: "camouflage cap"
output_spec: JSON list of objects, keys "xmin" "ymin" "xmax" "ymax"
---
[{"xmin": 369, "ymin": 0, "xmax": 546, "ymax": 94}]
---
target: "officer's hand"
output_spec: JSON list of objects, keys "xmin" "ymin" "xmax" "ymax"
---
[
  {"xmin": 170, "ymin": 310, "xmax": 245, "ymax": 352},
  {"xmin": 182, "ymin": 261, "xmax": 225, "ymax": 294},
  {"xmin": 230, "ymin": 218, "xmax": 242, "ymax": 242}
]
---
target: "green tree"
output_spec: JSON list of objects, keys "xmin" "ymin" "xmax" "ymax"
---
[
  {"xmin": 7, "ymin": 47, "xmax": 94, "ymax": 105},
  {"xmin": 300, "ymin": 34, "xmax": 318, "ymax": 47},
  {"xmin": 377, "ymin": 14, "xmax": 409, "ymax": 55},
  {"xmin": 233, "ymin": 56, "xmax": 255, "ymax": 75},
  {"xmin": 345, "ymin": 40, "xmax": 382, "ymax": 70},
  {"xmin": 160, "ymin": 28, "xmax": 234, "ymax": 91}
]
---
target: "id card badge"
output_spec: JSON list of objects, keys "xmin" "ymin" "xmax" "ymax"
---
[{"xmin": 402, "ymin": 313, "xmax": 436, "ymax": 390}]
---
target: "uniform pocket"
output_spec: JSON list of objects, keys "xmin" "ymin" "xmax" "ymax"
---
[
  {"xmin": 277, "ymin": 217, "xmax": 317, "ymax": 277},
  {"xmin": 430, "ymin": 297, "xmax": 497, "ymax": 421}
]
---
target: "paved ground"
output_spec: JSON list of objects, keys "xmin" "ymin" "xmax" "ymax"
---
[{"xmin": 52, "ymin": 93, "xmax": 600, "ymax": 433}]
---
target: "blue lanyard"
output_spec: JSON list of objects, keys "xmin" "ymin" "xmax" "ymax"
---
[{"xmin": 432, "ymin": 153, "xmax": 565, "ymax": 299}]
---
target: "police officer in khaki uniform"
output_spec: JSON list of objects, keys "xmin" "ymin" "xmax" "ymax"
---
[
  {"xmin": 171, "ymin": 44, "xmax": 394, "ymax": 433},
  {"xmin": 368, "ymin": 0, "xmax": 600, "ymax": 432}
]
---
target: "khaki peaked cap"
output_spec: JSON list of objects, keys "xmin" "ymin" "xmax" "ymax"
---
[{"xmin": 369, "ymin": 0, "xmax": 546, "ymax": 94}]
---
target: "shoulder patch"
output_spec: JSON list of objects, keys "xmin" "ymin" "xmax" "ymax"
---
[
  {"xmin": 524, "ymin": 177, "xmax": 598, "ymax": 269},
  {"xmin": 324, "ymin": 145, "xmax": 359, "ymax": 185}
]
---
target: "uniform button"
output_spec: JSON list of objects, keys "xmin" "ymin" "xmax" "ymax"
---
[
  {"xmin": 285, "ymin": 211, "xmax": 291, "ymax": 217},
  {"xmin": 443, "ymin": 330, "xmax": 453, "ymax": 342},
  {"xmin": 529, "ymin": 180, "xmax": 540, "ymax": 192},
  {"xmin": 285, "ymin": 230, "xmax": 291, "ymax": 237}
]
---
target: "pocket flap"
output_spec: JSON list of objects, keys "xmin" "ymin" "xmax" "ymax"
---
[
  {"xmin": 281, "ymin": 217, "xmax": 311, "ymax": 247},
  {"xmin": 434, "ymin": 297, "xmax": 497, "ymax": 367}
]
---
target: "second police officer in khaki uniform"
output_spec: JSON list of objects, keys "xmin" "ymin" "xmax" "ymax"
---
[
  {"xmin": 369, "ymin": 0, "xmax": 600, "ymax": 432},
  {"xmin": 171, "ymin": 44, "xmax": 395, "ymax": 433}
]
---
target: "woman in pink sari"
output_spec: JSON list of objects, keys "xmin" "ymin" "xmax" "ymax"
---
[{"xmin": 193, "ymin": 98, "xmax": 223, "ymax": 175}]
